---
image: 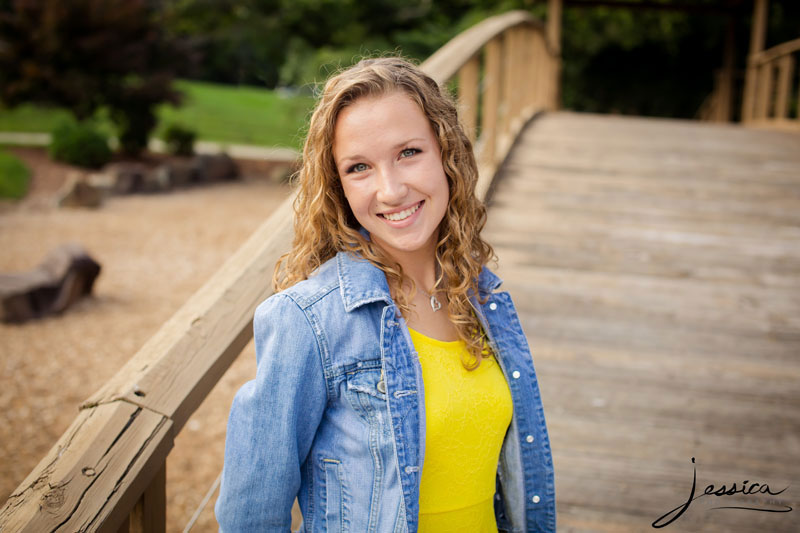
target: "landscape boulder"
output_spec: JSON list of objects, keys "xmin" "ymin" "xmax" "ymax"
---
[
  {"xmin": 56, "ymin": 175, "xmax": 103, "ymax": 208},
  {"xmin": 104, "ymin": 162, "xmax": 149, "ymax": 194},
  {"xmin": 0, "ymin": 243, "xmax": 101, "ymax": 323},
  {"xmin": 192, "ymin": 153, "xmax": 239, "ymax": 182}
]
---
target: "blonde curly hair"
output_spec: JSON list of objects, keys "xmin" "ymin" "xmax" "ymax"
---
[{"xmin": 274, "ymin": 56, "xmax": 496, "ymax": 369}]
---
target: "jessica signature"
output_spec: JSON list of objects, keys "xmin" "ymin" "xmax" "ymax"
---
[{"xmin": 652, "ymin": 457, "xmax": 792, "ymax": 528}]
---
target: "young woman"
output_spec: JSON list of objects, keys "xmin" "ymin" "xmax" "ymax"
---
[{"xmin": 215, "ymin": 57, "xmax": 555, "ymax": 532}]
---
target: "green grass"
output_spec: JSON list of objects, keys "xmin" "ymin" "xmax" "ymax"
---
[
  {"xmin": 156, "ymin": 80, "xmax": 315, "ymax": 150},
  {"xmin": 0, "ymin": 149, "xmax": 31, "ymax": 199},
  {"xmin": 0, "ymin": 105, "xmax": 74, "ymax": 134},
  {"xmin": 0, "ymin": 80, "xmax": 316, "ymax": 150}
]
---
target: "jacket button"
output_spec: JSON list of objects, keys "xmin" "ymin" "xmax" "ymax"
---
[
  {"xmin": 512, "ymin": 370, "xmax": 520, "ymax": 379},
  {"xmin": 489, "ymin": 302, "xmax": 497, "ymax": 310},
  {"xmin": 532, "ymin": 495, "xmax": 540, "ymax": 504},
  {"xmin": 526, "ymin": 435, "xmax": 534, "ymax": 443},
  {"xmin": 377, "ymin": 369, "xmax": 386, "ymax": 393}
]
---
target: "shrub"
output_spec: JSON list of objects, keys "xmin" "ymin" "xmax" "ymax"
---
[
  {"xmin": 0, "ymin": 150, "xmax": 31, "ymax": 199},
  {"xmin": 163, "ymin": 124, "xmax": 197, "ymax": 156},
  {"xmin": 49, "ymin": 119, "xmax": 112, "ymax": 168}
]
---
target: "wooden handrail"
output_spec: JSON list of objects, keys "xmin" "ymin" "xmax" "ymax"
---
[
  {"xmin": 0, "ymin": 10, "xmax": 558, "ymax": 532},
  {"xmin": 752, "ymin": 37, "xmax": 800, "ymax": 66},
  {"xmin": 742, "ymin": 36, "xmax": 800, "ymax": 129}
]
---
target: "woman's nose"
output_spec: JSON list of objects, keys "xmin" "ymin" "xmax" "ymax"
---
[{"xmin": 375, "ymin": 166, "xmax": 408, "ymax": 204}]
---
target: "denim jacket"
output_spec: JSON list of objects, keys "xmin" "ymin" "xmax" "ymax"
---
[{"xmin": 216, "ymin": 250, "xmax": 556, "ymax": 532}]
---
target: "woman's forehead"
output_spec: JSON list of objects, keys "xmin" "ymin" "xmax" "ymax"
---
[{"xmin": 333, "ymin": 92, "xmax": 434, "ymax": 155}]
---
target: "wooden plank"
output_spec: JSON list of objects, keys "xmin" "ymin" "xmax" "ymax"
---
[
  {"xmin": 479, "ymin": 38, "xmax": 502, "ymax": 172},
  {"xmin": 754, "ymin": 62, "xmax": 774, "ymax": 119},
  {"xmin": 547, "ymin": 0, "xmax": 563, "ymax": 56},
  {"xmin": 421, "ymin": 10, "xmax": 543, "ymax": 85},
  {"xmin": 82, "ymin": 197, "xmax": 295, "ymax": 432},
  {"xmin": 741, "ymin": 0, "xmax": 769, "ymax": 123},
  {"xmin": 129, "ymin": 463, "xmax": 166, "ymax": 533},
  {"xmin": 485, "ymin": 111, "xmax": 800, "ymax": 533},
  {"xmin": 749, "ymin": 0, "xmax": 769, "ymax": 58},
  {"xmin": 774, "ymin": 55, "xmax": 795, "ymax": 119},
  {"xmin": 0, "ymin": 402, "xmax": 173, "ymax": 532},
  {"xmin": 457, "ymin": 55, "xmax": 480, "ymax": 144},
  {"xmin": 753, "ymin": 37, "xmax": 800, "ymax": 65},
  {"xmin": 500, "ymin": 30, "xmax": 515, "ymax": 148}
]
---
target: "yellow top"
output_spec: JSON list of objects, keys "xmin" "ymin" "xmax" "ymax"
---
[{"xmin": 408, "ymin": 327, "xmax": 513, "ymax": 533}]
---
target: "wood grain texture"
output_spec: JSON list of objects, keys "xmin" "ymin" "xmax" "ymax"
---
[
  {"xmin": 0, "ymin": 402, "xmax": 172, "ymax": 532},
  {"xmin": 484, "ymin": 112, "xmax": 800, "ymax": 532},
  {"xmin": 81, "ymin": 195, "xmax": 294, "ymax": 432},
  {"xmin": 420, "ymin": 10, "xmax": 545, "ymax": 85}
]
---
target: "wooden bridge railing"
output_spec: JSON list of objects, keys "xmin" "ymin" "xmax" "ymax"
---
[
  {"xmin": 0, "ymin": 9, "xmax": 558, "ymax": 533},
  {"xmin": 741, "ymin": 37, "xmax": 800, "ymax": 130}
]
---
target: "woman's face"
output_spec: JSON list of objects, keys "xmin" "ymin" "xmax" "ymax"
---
[{"xmin": 333, "ymin": 91, "xmax": 449, "ymax": 266}]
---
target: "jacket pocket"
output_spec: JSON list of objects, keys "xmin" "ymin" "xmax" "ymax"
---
[
  {"xmin": 344, "ymin": 363, "xmax": 389, "ymax": 427},
  {"xmin": 321, "ymin": 457, "xmax": 347, "ymax": 533}
]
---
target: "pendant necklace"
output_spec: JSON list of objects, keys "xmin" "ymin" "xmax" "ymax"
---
[{"xmin": 417, "ymin": 285, "xmax": 442, "ymax": 312}]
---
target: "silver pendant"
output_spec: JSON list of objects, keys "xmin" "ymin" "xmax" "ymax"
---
[{"xmin": 430, "ymin": 294, "xmax": 442, "ymax": 312}]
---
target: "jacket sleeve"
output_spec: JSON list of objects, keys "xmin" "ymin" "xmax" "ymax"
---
[{"xmin": 215, "ymin": 293, "xmax": 327, "ymax": 532}]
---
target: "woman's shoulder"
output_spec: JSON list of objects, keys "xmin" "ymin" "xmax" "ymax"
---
[{"xmin": 259, "ymin": 254, "xmax": 342, "ymax": 315}]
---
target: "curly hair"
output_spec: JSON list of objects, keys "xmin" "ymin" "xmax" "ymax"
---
[{"xmin": 273, "ymin": 56, "xmax": 496, "ymax": 369}]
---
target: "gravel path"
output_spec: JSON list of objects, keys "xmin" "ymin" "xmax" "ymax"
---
[{"xmin": 1, "ymin": 149, "xmax": 292, "ymax": 531}]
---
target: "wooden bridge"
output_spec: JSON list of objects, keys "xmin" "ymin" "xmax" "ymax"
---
[
  {"xmin": 485, "ymin": 111, "xmax": 800, "ymax": 531},
  {"xmin": 2, "ymin": 1, "xmax": 799, "ymax": 531}
]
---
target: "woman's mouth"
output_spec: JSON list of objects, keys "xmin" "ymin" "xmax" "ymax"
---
[{"xmin": 379, "ymin": 201, "xmax": 423, "ymax": 222}]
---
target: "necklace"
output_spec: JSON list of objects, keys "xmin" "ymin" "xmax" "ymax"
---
[{"xmin": 417, "ymin": 286, "xmax": 442, "ymax": 312}]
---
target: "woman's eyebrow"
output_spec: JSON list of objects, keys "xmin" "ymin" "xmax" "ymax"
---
[
  {"xmin": 393, "ymin": 137, "xmax": 426, "ymax": 149},
  {"xmin": 335, "ymin": 154, "xmax": 365, "ymax": 168},
  {"xmin": 337, "ymin": 137, "xmax": 427, "ymax": 164}
]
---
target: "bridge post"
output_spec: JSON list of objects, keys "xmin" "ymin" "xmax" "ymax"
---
[
  {"xmin": 742, "ymin": 0, "xmax": 769, "ymax": 122},
  {"xmin": 774, "ymin": 54, "xmax": 795, "ymax": 119},
  {"xmin": 548, "ymin": 0, "xmax": 563, "ymax": 109},
  {"xmin": 481, "ymin": 37, "xmax": 502, "ymax": 169},
  {"xmin": 458, "ymin": 55, "xmax": 480, "ymax": 144},
  {"xmin": 713, "ymin": 15, "xmax": 736, "ymax": 122}
]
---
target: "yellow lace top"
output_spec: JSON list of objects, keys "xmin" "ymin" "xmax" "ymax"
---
[{"xmin": 408, "ymin": 327, "xmax": 513, "ymax": 533}]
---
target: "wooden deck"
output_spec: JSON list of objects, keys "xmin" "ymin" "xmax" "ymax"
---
[{"xmin": 483, "ymin": 112, "xmax": 800, "ymax": 532}]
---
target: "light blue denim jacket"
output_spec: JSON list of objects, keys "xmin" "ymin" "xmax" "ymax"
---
[{"xmin": 216, "ymin": 250, "xmax": 556, "ymax": 532}]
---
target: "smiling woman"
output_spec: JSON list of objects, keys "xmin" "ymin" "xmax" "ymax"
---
[
  {"xmin": 333, "ymin": 91, "xmax": 450, "ymax": 312},
  {"xmin": 215, "ymin": 57, "xmax": 556, "ymax": 533}
]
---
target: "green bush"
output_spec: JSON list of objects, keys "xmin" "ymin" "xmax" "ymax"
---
[
  {"xmin": 163, "ymin": 123, "xmax": 197, "ymax": 156},
  {"xmin": 0, "ymin": 150, "xmax": 31, "ymax": 199},
  {"xmin": 49, "ymin": 119, "xmax": 112, "ymax": 168}
]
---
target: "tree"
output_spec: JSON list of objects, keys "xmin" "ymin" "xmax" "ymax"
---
[{"xmin": 0, "ymin": 0, "xmax": 195, "ymax": 155}]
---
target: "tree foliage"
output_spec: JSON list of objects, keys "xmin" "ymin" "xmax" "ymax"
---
[
  {"xmin": 0, "ymin": 0, "xmax": 195, "ymax": 154},
  {"xmin": 161, "ymin": 0, "xmax": 537, "ymax": 89}
]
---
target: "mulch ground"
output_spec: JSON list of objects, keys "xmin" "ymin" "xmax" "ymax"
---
[{"xmin": 0, "ymin": 147, "xmax": 293, "ymax": 531}]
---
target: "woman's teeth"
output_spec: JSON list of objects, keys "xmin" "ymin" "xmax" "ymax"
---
[{"xmin": 382, "ymin": 202, "xmax": 421, "ymax": 221}]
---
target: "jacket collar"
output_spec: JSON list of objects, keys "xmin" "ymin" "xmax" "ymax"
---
[
  {"xmin": 336, "ymin": 229, "xmax": 503, "ymax": 312},
  {"xmin": 337, "ymin": 251, "xmax": 394, "ymax": 312}
]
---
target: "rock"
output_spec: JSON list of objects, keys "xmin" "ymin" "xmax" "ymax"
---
[
  {"xmin": 104, "ymin": 162, "xmax": 149, "ymax": 194},
  {"xmin": 152, "ymin": 158, "xmax": 196, "ymax": 188},
  {"xmin": 140, "ymin": 167, "xmax": 173, "ymax": 193},
  {"xmin": 56, "ymin": 175, "xmax": 103, "ymax": 208},
  {"xmin": 85, "ymin": 172, "xmax": 117, "ymax": 195},
  {"xmin": 192, "ymin": 153, "xmax": 239, "ymax": 182},
  {"xmin": 0, "ymin": 243, "xmax": 101, "ymax": 323}
]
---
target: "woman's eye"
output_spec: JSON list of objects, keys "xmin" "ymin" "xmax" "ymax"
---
[
  {"xmin": 400, "ymin": 148, "xmax": 420, "ymax": 158},
  {"xmin": 348, "ymin": 163, "xmax": 368, "ymax": 173}
]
